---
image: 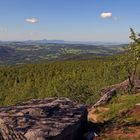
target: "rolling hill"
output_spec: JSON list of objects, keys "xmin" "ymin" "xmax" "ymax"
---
[{"xmin": 0, "ymin": 41, "xmax": 126, "ymax": 65}]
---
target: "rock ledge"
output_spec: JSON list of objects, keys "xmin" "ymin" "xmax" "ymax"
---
[{"xmin": 0, "ymin": 98, "xmax": 87, "ymax": 140}]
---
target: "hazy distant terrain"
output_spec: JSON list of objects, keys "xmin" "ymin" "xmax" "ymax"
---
[{"xmin": 0, "ymin": 41, "xmax": 126, "ymax": 65}]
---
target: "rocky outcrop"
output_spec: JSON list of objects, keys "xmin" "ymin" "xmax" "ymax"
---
[
  {"xmin": 93, "ymin": 89, "xmax": 117, "ymax": 108},
  {"xmin": 0, "ymin": 98, "xmax": 87, "ymax": 140},
  {"xmin": 92, "ymin": 78, "xmax": 140, "ymax": 108},
  {"xmin": 100, "ymin": 78, "xmax": 140, "ymax": 96}
]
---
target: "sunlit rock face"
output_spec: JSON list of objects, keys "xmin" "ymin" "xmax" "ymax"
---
[{"xmin": 0, "ymin": 98, "xmax": 87, "ymax": 140}]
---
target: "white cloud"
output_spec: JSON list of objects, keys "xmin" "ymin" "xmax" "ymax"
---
[
  {"xmin": 100, "ymin": 12, "xmax": 112, "ymax": 19},
  {"xmin": 25, "ymin": 18, "xmax": 39, "ymax": 24}
]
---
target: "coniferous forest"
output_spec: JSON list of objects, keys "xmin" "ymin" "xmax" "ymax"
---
[{"xmin": 0, "ymin": 57, "xmax": 129, "ymax": 106}]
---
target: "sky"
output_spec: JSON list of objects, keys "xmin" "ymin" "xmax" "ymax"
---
[{"xmin": 0, "ymin": 0, "xmax": 140, "ymax": 42}]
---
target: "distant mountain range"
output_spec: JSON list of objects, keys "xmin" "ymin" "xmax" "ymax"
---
[{"xmin": 0, "ymin": 39, "xmax": 128, "ymax": 46}]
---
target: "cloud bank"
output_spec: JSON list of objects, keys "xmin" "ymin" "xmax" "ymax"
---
[{"xmin": 25, "ymin": 18, "xmax": 39, "ymax": 24}]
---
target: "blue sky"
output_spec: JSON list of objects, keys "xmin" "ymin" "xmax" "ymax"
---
[{"xmin": 0, "ymin": 0, "xmax": 140, "ymax": 42}]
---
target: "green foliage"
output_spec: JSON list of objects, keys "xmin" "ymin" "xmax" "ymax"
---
[
  {"xmin": 118, "ymin": 29, "xmax": 140, "ymax": 92},
  {"xmin": 128, "ymin": 28, "xmax": 140, "ymax": 70},
  {"xmin": 0, "ymin": 59, "xmax": 127, "ymax": 106}
]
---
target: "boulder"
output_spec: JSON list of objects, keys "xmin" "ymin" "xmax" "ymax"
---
[
  {"xmin": 93, "ymin": 89, "xmax": 117, "ymax": 108},
  {"xmin": 0, "ymin": 98, "xmax": 87, "ymax": 140},
  {"xmin": 100, "ymin": 78, "xmax": 140, "ymax": 96}
]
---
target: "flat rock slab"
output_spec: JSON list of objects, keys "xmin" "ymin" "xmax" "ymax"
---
[{"xmin": 0, "ymin": 98, "xmax": 87, "ymax": 140}]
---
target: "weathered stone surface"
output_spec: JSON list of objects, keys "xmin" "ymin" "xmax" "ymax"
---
[
  {"xmin": 92, "ymin": 78, "xmax": 140, "ymax": 108},
  {"xmin": 0, "ymin": 118, "xmax": 26, "ymax": 140},
  {"xmin": 93, "ymin": 89, "xmax": 117, "ymax": 108},
  {"xmin": 100, "ymin": 78, "xmax": 140, "ymax": 96},
  {"xmin": 0, "ymin": 98, "xmax": 87, "ymax": 140}
]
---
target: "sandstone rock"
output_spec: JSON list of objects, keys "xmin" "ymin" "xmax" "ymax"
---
[
  {"xmin": 0, "ymin": 98, "xmax": 87, "ymax": 140},
  {"xmin": 88, "ymin": 107, "xmax": 109, "ymax": 123}
]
